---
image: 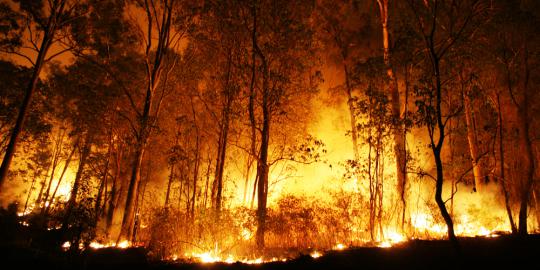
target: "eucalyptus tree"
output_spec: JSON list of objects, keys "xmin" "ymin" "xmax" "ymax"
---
[{"xmin": 0, "ymin": 0, "xmax": 86, "ymax": 192}]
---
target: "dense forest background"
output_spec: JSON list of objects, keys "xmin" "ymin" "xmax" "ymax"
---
[{"xmin": 0, "ymin": 0, "xmax": 539, "ymax": 259}]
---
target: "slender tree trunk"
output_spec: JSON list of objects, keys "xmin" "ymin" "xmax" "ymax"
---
[
  {"xmin": 95, "ymin": 128, "xmax": 114, "ymax": 219},
  {"xmin": 63, "ymin": 133, "xmax": 92, "ymax": 229},
  {"xmin": 254, "ymin": 49, "xmax": 270, "ymax": 250},
  {"xmin": 164, "ymin": 163, "xmax": 175, "ymax": 208},
  {"xmin": 204, "ymin": 155, "xmax": 211, "ymax": 208},
  {"xmin": 24, "ymin": 171, "xmax": 40, "ymax": 214},
  {"xmin": 376, "ymin": 0, "xmax": 407, "ymax": 229},
  {"xmin": 44, "ymin": 140, "xmax": 77, "ymax": 215},
  {"xmin": 496, "ymin": 93, "xmax": 517, "ymax": 233},
  {"xmin": 462, "ymin": 81, "xmax": 484, "ymax": 192},
  {"xmin": 432, "ymin": 56, "xmax": 458, "ymax": 248},
  {"xmin": 119, "ymin": 0, "xmax": 174, "ymax": 242},
  {"xmin": 106, "ymin": 145, "xmax": 122, "ymax": 235},
  {"xmin": 344, "ymin": 64, "xmax": 360, "ymax": 161},
  {"xmin": 41, "ymin": 129, "xmax": 65, "ymax": 207},
  {"xmin": 191, "ymin": 98, "xmax": 201, "ymax": 221},
  {"xmin": 517, "ymin": 105, "xmax": 534, "ymax": 235}
]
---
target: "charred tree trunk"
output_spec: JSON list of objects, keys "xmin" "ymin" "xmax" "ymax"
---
[
  {"xmin": 517, "ymin": 104, "xmax": 534, "ymax": 235},
  {"xmin": 496, "ymin": 93, "xmax": 517, "ymax": 234},
  {"xmin": 431, "ymin": 56, "xmax": 458, "ymax": 248}
]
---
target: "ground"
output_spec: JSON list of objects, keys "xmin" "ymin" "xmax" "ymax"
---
[{"xmin": 1, "ymin": 235, "xmax": 539, "ymax": 270}]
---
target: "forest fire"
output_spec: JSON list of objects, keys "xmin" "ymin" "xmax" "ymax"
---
[{"xmin": 0, "ymin": 0, "xmax": 539, "ymax": 269}]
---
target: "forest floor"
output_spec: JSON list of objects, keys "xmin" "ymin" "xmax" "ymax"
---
[{"xmin": 1, "ymin": 234, "xmax": 539, "ymax": 270}]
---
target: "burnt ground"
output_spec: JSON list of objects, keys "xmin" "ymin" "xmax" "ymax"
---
[{"xmin": 1, "ymin": 235, "xmax": 539, "ymax": 270}]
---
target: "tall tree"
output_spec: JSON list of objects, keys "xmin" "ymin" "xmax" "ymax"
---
[
  {"xmin": 375, "ymin": 0, "xmax": 408, "ymax": 230},
  {"xmin": 407, "ymin": 0, "xmax": 487, "ymax": 248},
  {"xmin": 117, "ymin": 0, "xmax": 192, "ymax": 242},
  {"xmin": 0, "ymin": 0, "xmax": 83, "ymax": 192}
]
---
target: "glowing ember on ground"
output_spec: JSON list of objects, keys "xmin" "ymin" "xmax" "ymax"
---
[
  {"xmin": 334, "ymin": 243, "xmax": 346, "ymax": 250},
  {"xmin": 310, "ymin": 251, "xmax": 322, "ymax": 258}
]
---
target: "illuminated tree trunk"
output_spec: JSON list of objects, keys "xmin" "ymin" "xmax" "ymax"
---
[
  {"xmin": 213, "ymin": 52, "xmax": 234, "ymax": 218},
  {"xmin": 463, "ymin": 86, "xmax": 484, "ymax": 192},
  {"xmin": 376, "ymin": 0, "xmax": 407, "ymax": 229},
  {"xmin": 44, "ymin": 140, "xmax": 78, "ymax": 215},
  {"xmin": 0, "ymin": 0, "xmax": 66, "ymax": 191},
  {"xmin": 106, "ymin": 145, "xmax": 122, "ymax": 235},
  {"xmin": 41, "ymin": 129, "xmax": 66, "ymax": 207}
]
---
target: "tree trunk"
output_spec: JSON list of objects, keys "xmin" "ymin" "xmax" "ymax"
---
[
  {"xmin": 164, "ymin": 162, "xmax": 175, "ymax": 208},
  {"xmin": 517, "ymin": 105, "xmax": 534, "ymax": 235},
  {"xmin": 63, "ymin": 133, "xmax": 92, "ymax": 229},
  {"xmin": 463, "ymin": 84, "xmax": 484, "ymax": 192},
  {"xmin": 344, "ymin": 64, "xmax": 360, "ymax": 161},
  {"xmin": 44, "ymin": 140, "xmax": 77, "ymax": 215},
  {"xmin": 118, "ymin": 145, "xmax": 145, "ymax": 241},
  {"xmin": 118, "ymin": 0, "xmax": 174, "ymax": 242},
  {"xmin": 95, "ymin": 129, "xmax": 114, "ymax": 220},
  {"xmin": 432, "ymin": 56, "xmax": 458, "ymax": 248},
  {"xmin": 376, "ymin": 0, "xmax": 407, "ymax": 230},
  {"xmin": 106, "ymin": 145, "xmax": 122, "ymax": 235},
  {"xmin": 41, "ymin": 129, "xmax": 66, "ymax": 208},
  {"xmin": 254, "ymin": 48, "xmax": 270, "ymax": 250},
  {"xmin": 496, "ymin": 93, "xmax": 517, "ymax": 233}
]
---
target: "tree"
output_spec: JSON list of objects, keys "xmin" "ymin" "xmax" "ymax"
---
[
  {"xmin": 483, "ymin": 0, "xmax": 540, "ymax": 235},
  {"xmin": 0, "ymin": 0, "xmax": 84, "ymax": 192},
  {"xmin": 407, "ymin": 0, "xmax": 488, "ymax": 248},
  {"xmin": 250, "ymin": 0, "xmax": 318, "ymax": 249},
  {"xmin": 117, "ymin": 0, "xmax": 193, "ymax": 242},
  {"xmin": 375, "ymin": 0, "xmax": 408, "ymax": 231}
]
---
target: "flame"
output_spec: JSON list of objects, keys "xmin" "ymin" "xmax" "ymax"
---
[
  {"xmin": 334, "ymin": 243, "xmax": 346, "ymax": 250},
  {"xmin": 310, "ymin": 251, "xmax": 322, "ymax": 258},
  {"xmin": 87, "ymin": 240, "xmax": 131, "ymax": 249}
]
